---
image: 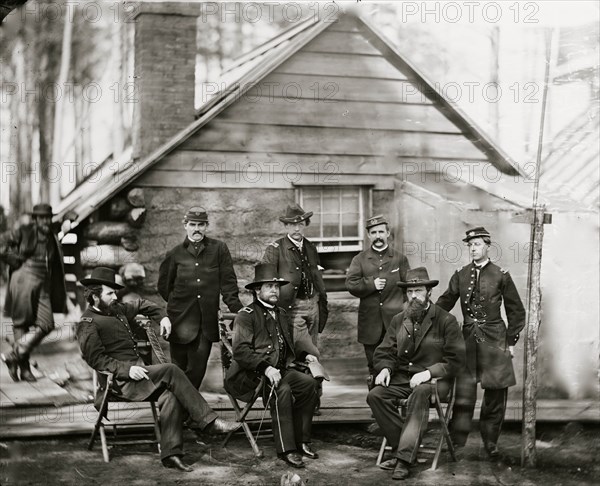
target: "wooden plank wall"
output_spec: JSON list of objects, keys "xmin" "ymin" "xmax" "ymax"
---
[{"xmin": 138, "ymin": 16, "xmax": 489, "ymax": 190}]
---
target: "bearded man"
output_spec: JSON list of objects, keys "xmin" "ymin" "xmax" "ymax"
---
[
  {"xmin": 367, "ymin": 267, "xmax": 465, "ymax": 481},
  {"xmin": 77, "ymin": 267, "xmax": 240, "ymax": 472}
]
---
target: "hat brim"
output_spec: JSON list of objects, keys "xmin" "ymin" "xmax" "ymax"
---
[
  {"xmin": 397, "ymin": 280, "xmax": 439, "ymax": 288},
  {"xmin": 279, "ymin": 211, "xmax": 313, "ymax": 224},
  {"xmin": 80, "ymin": 277, "xmax": 124, "ymax": 290},
  {"xmin": 31, "ymin": 211, "xmax": 55, "ymax": 217},
  {"xmin": 462, "ymin": 233, "xmax": 490, "ymax": 242},
  {"xmin": 245, "ymin": 278, "xmax": 290, "ymax": 290}
]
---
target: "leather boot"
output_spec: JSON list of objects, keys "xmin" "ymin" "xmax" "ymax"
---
[
  {"xmin": 1, "ymin": 349, "xmax": 20, "ymax": 382},
  {"xmin": 9, "ymin": 326, "xmax": 48, "ymax": 382},
  {"xmin": 19, "ymin": 359, "xmax": 37, "ymax": 382}
]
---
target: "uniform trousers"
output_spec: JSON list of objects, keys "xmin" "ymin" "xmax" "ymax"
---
[
  {"xmin": 169, "ymin": 303, "xmax": 213, "ymax": 389},
  {"xmin": 449, "ymin": 370, "xmax": 508, "ymax": 447},
  {"xmin": 289, "ymin": 295, "xmax": 320, "ymax": 354},
  {"xmin": 266, "ymin": 368, "xmax": 318, "ymax": 454},
  {"xmin": 141, "ymin": 364, "xmax": 218, "ymax": 460},
  {"xmin": 367, "ymin": 381, "xmax": 449, "ymax": 464},
  {"xmin": 290, "ymin": 296, "xmax": 322, "ymax": 401},
  {"xmin": 363, "ymin": 327, "xmax": 386, "ymax": 378}
]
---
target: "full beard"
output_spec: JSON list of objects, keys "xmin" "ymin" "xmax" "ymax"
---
[
  {"xmin": 406, "ymin": 298, "xmax": 428, "ymax": 324},
  {"xmin": 98, "ymin": 299, "xmax": 119, "ymax": 316}
]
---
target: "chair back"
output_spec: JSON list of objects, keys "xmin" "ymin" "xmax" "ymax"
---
[{"xmin": 219, "ymin": 313, "xmax": 238, "ymax": 376}]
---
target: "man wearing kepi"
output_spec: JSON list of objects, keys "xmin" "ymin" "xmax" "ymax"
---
[
  {"xmin": 436, "ymin": 227, "xmax": 525, "ymax": 458},
  {"xmin": 367, "ymin": 267, "xmax": 465, "ymax": 480},
  {"xmin": 0, "ymin": 203, "xmax": 74, "ymax": 382},
  {"xmin": 261, "ymin": 203, "xmax": 327, "ymax": 413},
  {"xmin": 346, "ymin": 214, "xmax": 410, "ymax": 390},
  {"xmin": 158, "ymin": 207, "xmax": 243, "ymax": 389},
  {"xmin": 77, "ymin": 267, "xmax": 240, "ymax": 472},
  {"xmin": 226, "ymin": 264, "xmax": 323, "ymax": 469}
]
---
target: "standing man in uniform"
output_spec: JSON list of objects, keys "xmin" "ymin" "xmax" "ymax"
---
[
  {"xmin": 346, "ymin": 215, "xmax": 410, "ymax": 390},
  {"xmin": 261, "ymin": 204, "xmax": 328, "ymax": 412},
  {"xmin": 226, "ymin": 264, "xmax": 322, "ymax": 469},
  {"xmin": 436, "ymin": 227, "xmax": 525, "ymax": 458},
  {"xmin": 1, "ymin": 203, "xmax": 74, "ymax": 382},
  {"xmin": 78, "ymin": 267, "xmax": 240, "ymax": 472},
  {"xmin": 158, "ymin": 207, "xmax": 243, "ymax": 389}
]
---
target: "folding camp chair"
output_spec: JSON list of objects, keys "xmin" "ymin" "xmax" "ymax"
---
[
  {"xmin": 87, "ymin": 319, "xmax": 164, "ymax": 462},
  {"xmin": 375, "ymin": 378, "xmax": 457, "ymax": 470},
  {"xmin": 219, "ymin": 312, "xmax": 267, "ymax": 458}
]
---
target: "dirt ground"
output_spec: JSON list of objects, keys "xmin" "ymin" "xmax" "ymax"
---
[{"xmin": 1, "ymin": 422, "xmax": 598, "ymax": 485}]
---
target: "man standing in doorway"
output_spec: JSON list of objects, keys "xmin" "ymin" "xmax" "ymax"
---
[
  {"xmin": 158, "ymin": 207, "xmax": 243, "ymax": 389},
  {"xmin": 436, "ymin": 227, "xmax": 525, "ymax": 458},
  {"xmin": 346, "ymin": 215, "xmax": 410, "ymax": 390},
  {"xmin": 262, "ymin": 203, "xmax": 328, "ymax": 413}
]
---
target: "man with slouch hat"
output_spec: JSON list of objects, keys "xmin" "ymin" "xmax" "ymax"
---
[
  {"xmin": 158, "ymin": 206, "xmax": 242, "ymax": 389},
  {"xmin": 77, "ymin": 267, "xmax": 240, "ymax": 472},
  {"xmin": 261, "ymin": 203, "xmax": 327, "ymax": 413},
  {"xmin": 436, "ymin": 227, "xmax": 525, "ymax": 458},
  {"xmin": 1, "ymin": 203, "xmax": 74, "ymax": 382},
  {"xmin": 367, "ymin": 267, "xmax": 465, "ymax": 480}
]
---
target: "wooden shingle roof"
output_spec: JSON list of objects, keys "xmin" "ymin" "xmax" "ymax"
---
[{"xmin": 55, "ymin": 11, "xmax": 525, "ymax": 224}]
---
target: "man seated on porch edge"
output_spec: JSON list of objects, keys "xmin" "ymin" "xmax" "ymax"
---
[
  {"xmin": 367, "ymin": 267, "xmax": 466, "ymax": 480},
  {"xmin": 76, "ymin": 267, "xmax": 241, "ymax": 472},
  {"xmin": 225, "ymin": 263, "xmax": 324, "ymax": 469}
]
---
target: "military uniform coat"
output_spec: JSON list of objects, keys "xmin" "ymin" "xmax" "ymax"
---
[
  {"xmin": 262, "ymin": 236, "xmax": 328, "ymax": 331},
  {"xmin": 0, "ymin": 223, "xmax": 68, "ymax": 319},
  {"xmin": 436, "ymin": 262, "xmax": 526, "ymax": 389},
  {"xmin": 158, "ymin": 236, "xmax": 242, "ymax": 344},
  {"xmin": 373, "ymin": 304, "xmax": 465, "ymax": 385},
  {"xmin": 76, "ymin": 299, "xmax": 167, "ymax": 406},
  {"xmin": 225, "ymin": 300, "xmax": 319, "ymax": 402},
  {"xmin": 345, "ymin": 246, "xmax": 410, "ymax": 345}
]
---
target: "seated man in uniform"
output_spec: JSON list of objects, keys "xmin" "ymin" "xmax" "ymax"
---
[
  {"xmin": 225, "ymin": 263, "xmax": 323, "ymax": 469},
  {"xmin": 77, "ymin": 267, "xmax": 240, "ymax": 472},
  {"xmin": 367, "ymin": 267, "xmax": 465, "ymax": 480}
]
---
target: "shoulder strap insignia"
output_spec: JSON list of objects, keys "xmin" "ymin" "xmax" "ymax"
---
[
  {"xmin": 240, "ymin": 306, "xmax": 254, "ymax": 314},
  {"xmin": 268, "ymin": 241, "xmax": 279, "ymax": 248},
  {"xmin": 80, "ymin": 317, "xmax": 93, "ymax": 323},
  {"xmin": 500, "ymin": 267, "xmax": 509, "ymax": 274}
]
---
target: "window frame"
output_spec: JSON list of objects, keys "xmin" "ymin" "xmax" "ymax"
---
[{"xmin": 295, "ymin": 185, "xmax": 372, "ymax": 253}]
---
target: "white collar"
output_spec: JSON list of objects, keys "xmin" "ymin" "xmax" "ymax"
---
[
  {"xmin": 474, "ymin": 259, "xmax": 490, "ymax": 269},
  {"xmin": 258, "ymin": 297, "xmax": 275, "ymax": 309},
  {"xmin": 188, "ymin": 236, "xmax": 204, "ymax": 244},
  {"xmin": 287, "ymin": 234, "xmax": 303, "ymax": 249},
  {"xmin": 371, "ymin": 244, "xmax": 389, "ymax": 253}
]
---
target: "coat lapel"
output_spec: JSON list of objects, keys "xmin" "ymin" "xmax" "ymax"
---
[{"xmin": 414, "ymin": 305, "xmax": 435, "ymax": 350}]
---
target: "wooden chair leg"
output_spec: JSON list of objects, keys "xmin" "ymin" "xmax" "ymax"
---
[
  {"xmin": 434, "ymin": 399, "xmax": 456, "ymax": 463},
  {"xmin": 150, "ymin": 402, "xmax": 161, "ymax": 454},
  {"xmin": 99, "ymin": 424, "xmax": 110, "ymax": 463},
  {"xmin": 376, "ymin": 437, "xmax": 388, "ymax": 466},
  {"xmin": 221, "ymin": 396, "xmax": 245, "ymax": 448},
  {"xmin": 88, "ymin": 418, "xmax": 100, "ymax": 451}
]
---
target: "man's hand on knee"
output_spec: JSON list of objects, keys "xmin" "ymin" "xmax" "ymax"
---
[
  {"xmin": 129, "ymin": 365, "xmax": 149, "ymax": 381},
  {"xmin": 409, "ymin": 370, "xmax": 431, "ymax": 388},
  {"xmin": 374, "ymin": 368, "xmax": 391, "ymax": 387}
]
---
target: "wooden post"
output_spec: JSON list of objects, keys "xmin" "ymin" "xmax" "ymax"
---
[
  {"xmin": 521, "ymin": 27, "xmax": 556, "ymax": 468},
  {"xmin": 521, "ymin": 205, "xmax": 545, "ymax": 467}
]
